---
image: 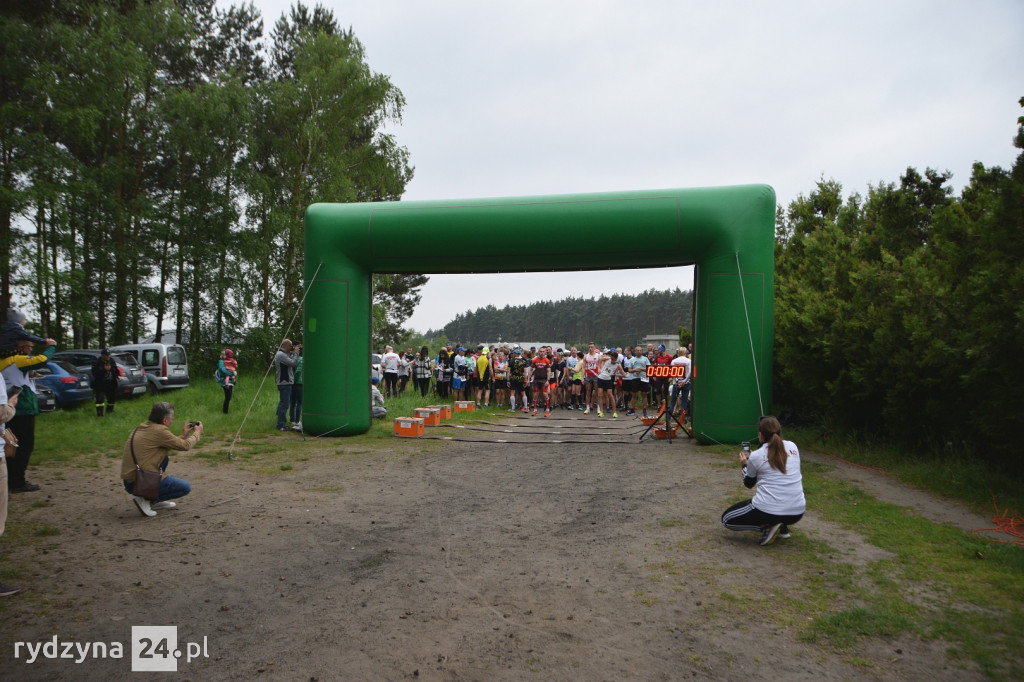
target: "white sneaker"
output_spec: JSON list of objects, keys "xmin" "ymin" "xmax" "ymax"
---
[
  {"xmin": 583, "ymin": 406, "xmax": 590, "ymax": 415},
  {"xmin": 133, "ymin": 496, "xmax": 157, "ymax": 517},
  {"xmin": 151, "ymin": 501, "xmax": 177, "ymax": 510}
]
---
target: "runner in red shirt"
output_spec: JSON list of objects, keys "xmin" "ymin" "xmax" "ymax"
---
[
  {"xmin": 651, "ymin": 345, "xmax": 673, "ymax": 406},
  {"xmin": 530, "ymin": 347, "xmax": 553, "ymax": 417}
]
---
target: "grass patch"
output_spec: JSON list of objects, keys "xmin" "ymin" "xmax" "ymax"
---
[
  {"xmin": 786, "ymin": 425, "xmax": 1024, "ymax": 519},
  {"xmin": 686, "ymin": 445, "xmax": 1024, "ymax": 678},
  {"xmin": 30, "ymin": 377, "xmax": 500, "ymax": 472}
]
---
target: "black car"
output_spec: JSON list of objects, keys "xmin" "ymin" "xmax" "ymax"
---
[
  {"xmin": 35, "ymin": 383, "xmax": 57, "ymax": 412},
  {"xmin": 52, "ymin": 349, "xmax": 148, "ymax": 398}
]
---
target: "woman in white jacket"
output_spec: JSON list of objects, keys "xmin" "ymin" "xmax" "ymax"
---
[{"xmin": 721, "ymin": 415, "xmax": 806, "ymax": 546}]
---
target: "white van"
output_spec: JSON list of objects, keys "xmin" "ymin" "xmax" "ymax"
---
[{"xmin": 109, "ymin": 343, "xmax": 190, "ymax": 393}]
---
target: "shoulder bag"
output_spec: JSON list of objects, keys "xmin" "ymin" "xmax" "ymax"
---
[
  {"xmin": 3, "ymin": 428, "xmax": 17, "ymax": 458},
  {"xmin": 129, "ymin": 427, "xmax": 162, "ymax": 501}
]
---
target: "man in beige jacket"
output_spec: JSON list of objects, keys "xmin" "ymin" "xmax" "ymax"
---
[{"xmin": 121, "ymin": 402, "xmax": 202, "ymax": 517}]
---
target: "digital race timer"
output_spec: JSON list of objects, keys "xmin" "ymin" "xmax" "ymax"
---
[{"xmin": 646, "ymin": 365, "xmax": 688, "ymax": 378}]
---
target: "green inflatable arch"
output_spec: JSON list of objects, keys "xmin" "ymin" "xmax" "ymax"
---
[{"xmin": 302, "ymin": 184, "xmax": 775, "ymax": 444}]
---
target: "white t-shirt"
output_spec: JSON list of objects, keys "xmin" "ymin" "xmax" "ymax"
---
[
  {"xmin": 597, "ymin": 358, "xmax": 619, "ymax": 380},
  {"xmin": 381, "ymin": 352, "xmax": 400, "ymax": 374},
  {"xmin": 744, "ymin": 440, "xmax": 806, "ymax": 516},
  {"xmin": 670, "ymin": 355, "xmax": 691, "ymax": 384}
]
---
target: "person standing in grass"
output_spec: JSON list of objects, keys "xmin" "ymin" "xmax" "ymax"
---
[
  {"xmin": 217, "ymin": 349, "xmax": 237, "ymax": 414},
  {"xmin": 435, "ymin": 348, "xmax": 453, "ymax": 399},
  {"xmin": 412, "ymin": 346, "xmax": 433, "ymax": 397},
  {"xmin": 381, "ymin": 345, "xmax": 400, "ymax": 399},
  {"xmin": 274, "ymin": 340, "xmax": 298, "ymax": 431},
  {"xmin": 2, "ymin": 337, "xmax": 54, "ymax": 493},
  {"xmin": 721, "ymin": 415, "xmax": 805, "ymax": 546},
  {"xmin": 475, "ymin": 345, "xmax": 491, "ymax": 408},
  {"xmin": 452, "ymin": 347, "xmax": 469, "ymax": 402},
  {"xmin": 91, "ymin": 349, "xmax": 119, "ymax": 417},
  {"xmin": 290, "ymin": 344, "xmax": 303, "ymax": 430}
]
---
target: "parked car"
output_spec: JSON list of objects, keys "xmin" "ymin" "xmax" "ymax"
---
[
  {"xmin": 33, "ymin": 360, "xmax": 92, "ymax": 407},
  {"xmin": 109, "ymin": 343, "xmax": 189, "ymax": 393},
  {"xmin": 34, "ymin": 383, "xmax": 57, "ymax": 412},
  {"xmin": 52, "ymin": 349, "xmax": 148, "ymax": 398}
]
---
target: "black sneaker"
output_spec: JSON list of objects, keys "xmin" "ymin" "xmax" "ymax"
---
[
  {"xmin": 778, "ymin": 525, "xmax": 791, "ymax": 539},
  {"xmin": 759, "ymin": 523, "xmax": 783, "ymax": 546},
  {"xmin": 0, "ymin": 583, "xmax": 21, "ymax": 597},
  {"xmin": 9, "ymin": 482, "xmax": 40, "ymax": 493}
]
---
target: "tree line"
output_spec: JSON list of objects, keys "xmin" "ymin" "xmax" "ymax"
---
[
  {"xmin": 0, "ymin": 0, "xmax": 421, "ymax": 360},
  {"xmin": 427, "ymin": 288, "xmax": 694, "ymax": 351},
  {"xmin": 4, "ymin": 3, "xmax": 1022, "ymax": 467},
  {"xmin": 773, "ymin": 98, "xmax": 1024, "ymax": 467}
]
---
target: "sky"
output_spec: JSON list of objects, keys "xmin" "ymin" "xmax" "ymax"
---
[{"xmin": 248, "ymin": 0, "xmax": 1024, "ymax": 333}]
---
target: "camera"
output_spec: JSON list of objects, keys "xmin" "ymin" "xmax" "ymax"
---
[{"xmin": 187, "ymin": 421, "xmax": 200, "ymax": 428}]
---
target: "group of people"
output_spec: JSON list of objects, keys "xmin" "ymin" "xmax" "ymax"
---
[
  {"xmin": 0, "ymin": 315, "xmax": 804, "ymax": 601},
  {"xmin": 0, "ymin": 309, "xmax": 64, "ymax": 597},
  {"xmin": 372, "ymin": 339, "xmax": 804, "ymax": 545},
  {"xmin": 373, "ymin": 341, "xmax": 694, "ymax": 420}
]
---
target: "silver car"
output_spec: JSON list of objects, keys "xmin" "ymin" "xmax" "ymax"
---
[{"xmin": 52, "ymin": 349, "xmax": 148, "ymax": 398}]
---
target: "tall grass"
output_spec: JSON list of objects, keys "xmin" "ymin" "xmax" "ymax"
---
[
  {"xmin": 785, "ymin": 424, "xmax": 1024, "ymax": 519},
  {"xmin": 31, "ymin": 377, "xmax": 506, "ymax": 461},
  {"xmin": 32, "ymin": 376, "xmax": 282, "ymax": 464}
]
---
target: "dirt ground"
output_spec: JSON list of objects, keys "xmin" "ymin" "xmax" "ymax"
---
[{"xmin": 0, "ymin": 414, "xmax": 1001, "ymax": 681}]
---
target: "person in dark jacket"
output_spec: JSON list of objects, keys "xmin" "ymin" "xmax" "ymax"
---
[
  {"xmin": 91, "ymin": 349, "xmax": 120, "ymax": 417},
  {"xmin": 274, "ymin": 340, "xmax": 298, "ymax": 431}
]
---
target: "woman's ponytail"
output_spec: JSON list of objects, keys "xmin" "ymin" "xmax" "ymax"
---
[{"xmin": 759, "ymin": 416, "xmax": 787, "ymax": 474}]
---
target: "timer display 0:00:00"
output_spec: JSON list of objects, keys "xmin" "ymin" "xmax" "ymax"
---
[{"xmin": 646, "ymin": 365, "xmax": 687, "ymax": 378}]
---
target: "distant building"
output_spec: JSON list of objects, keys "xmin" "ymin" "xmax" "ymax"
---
[
  {"xmin": 482, "ymin": 341, "xmax": 566, "ymax": 352},
  {"xmin": 642, "ymin": 334, "xmax": 680, "ymax": 353},
  {"xmin": 150, "ymin": 329, "xmax": 190, "ymax": 344}
]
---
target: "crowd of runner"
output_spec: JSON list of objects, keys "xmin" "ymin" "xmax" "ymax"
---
[{"xmin": 378, "ymin": 341, "xmax": 692, "ymax": 420}]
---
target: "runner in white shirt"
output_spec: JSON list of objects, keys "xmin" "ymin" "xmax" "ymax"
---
[
  {"xmin": 581, "ymin": 342, "xmax": 601, "ymax": 414},
  {"xmin": 595, "ymin": 350, "xmax": 624, "ymax": 418},
  {"xmin": 668, "ymin": 348, "xmax": 691, "ymax": 418}
]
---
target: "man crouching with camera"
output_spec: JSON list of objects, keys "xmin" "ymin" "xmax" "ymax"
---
[{"xmin": 121, "ymin": 402, "xmax": 202, "ymax": 517}]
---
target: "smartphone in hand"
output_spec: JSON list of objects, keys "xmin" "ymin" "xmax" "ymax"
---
[{"xmin": 7, "ymin": 385, "xmax": 22, "ymax": 398}]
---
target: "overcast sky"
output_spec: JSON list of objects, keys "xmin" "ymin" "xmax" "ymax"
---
[{"xmin": 248, "ymin": 0, "xmax": 1023, "ymax": 333}]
